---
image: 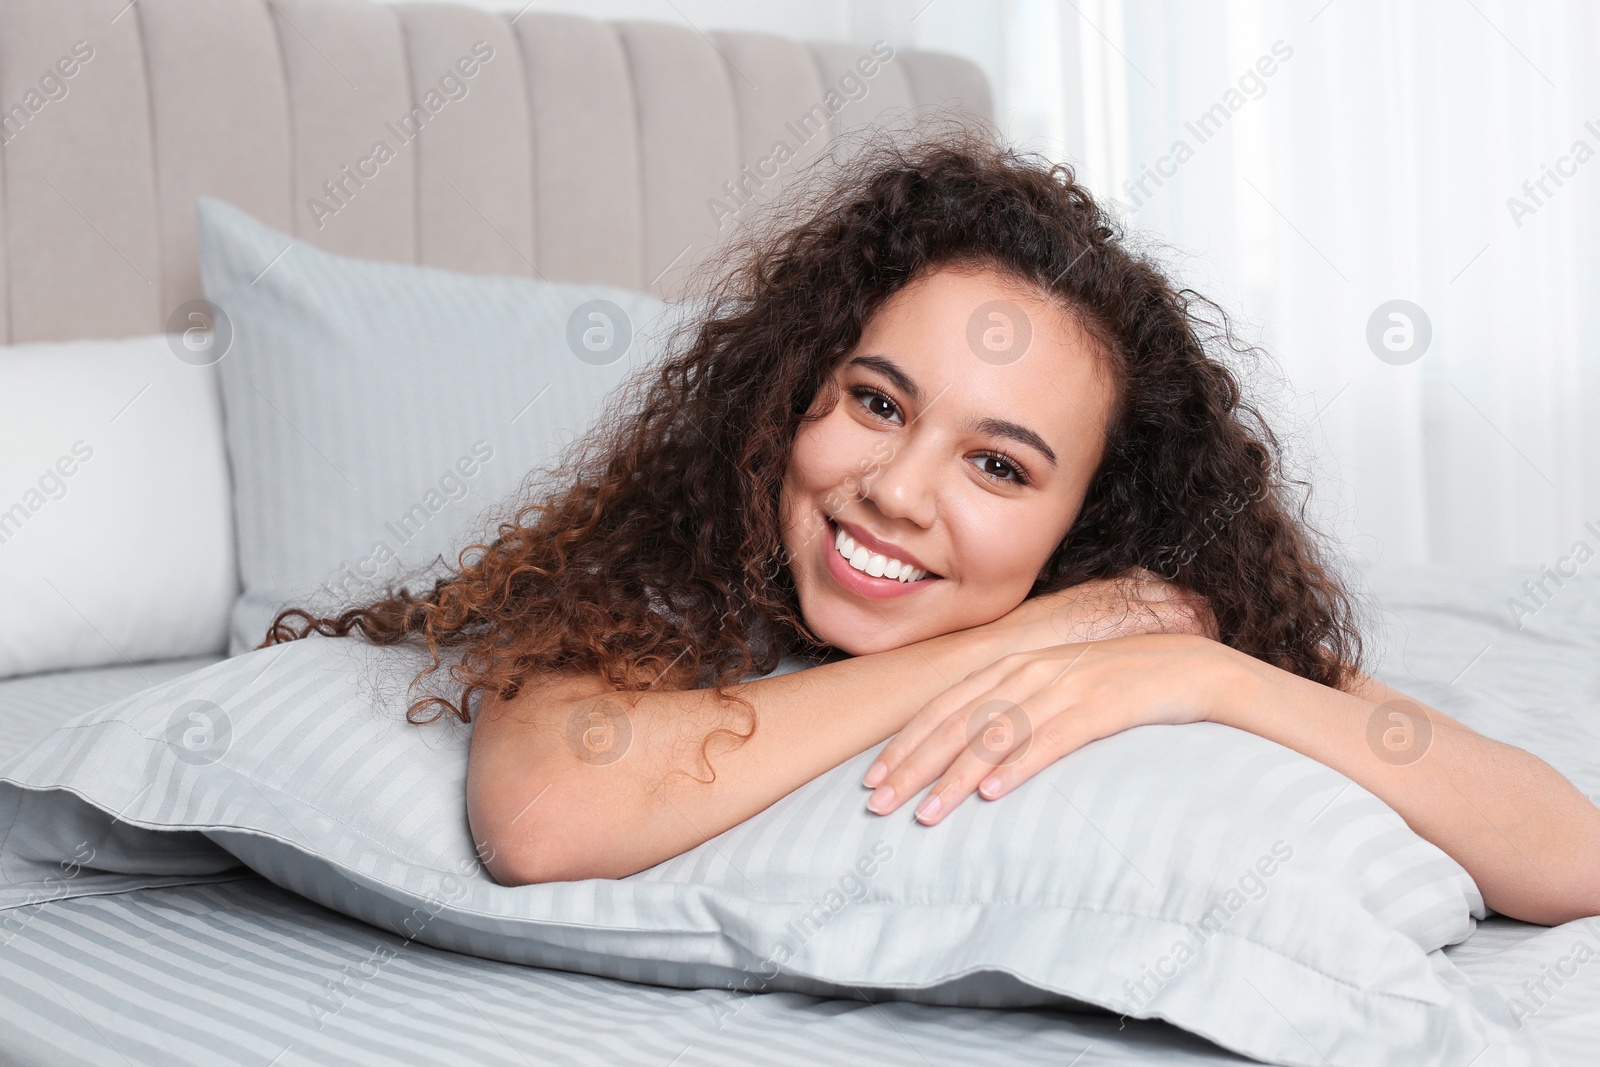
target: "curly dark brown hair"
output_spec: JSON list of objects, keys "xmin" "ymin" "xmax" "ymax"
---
[{"xmin": 263, "ymin": 119, "xmax": 1363, "ymax": 776}]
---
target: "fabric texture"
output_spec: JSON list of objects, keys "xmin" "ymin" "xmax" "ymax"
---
[
  {"xmin": 0, "ymin": 654, "xmax": 222, "ymax": 765},
  {"xmin": 0, "ymin": 632, "xmax": 1552, "ymax": 1067},
  {"xmin": 1003, "ymin": 2, "xmax": 1598, "ymax": 569},
  {"xmin": 0, "ymin": 335, "xmax": 235, "ymax": 678},
  {"xmin": 0, "ymin": 875, "xmax": 1251, "ymax": 1067},
  {"xmin": 0, "ymin": 0, "xmax": 990, "ymax": 345},
  {"xmin": 3, "ymin": 876, "xmax": 1593, "ymax": 1067},
  {"xmin": 1359, "ymin": 563, "xmax": 1600, "ymax": 809},
  {"xmin": 195, "ymin": 197, "xmax": 674, "ymax": 656},
  {"xmin": 1, "ymin": 876, "xmax": 1591, "ymax": 1067}
]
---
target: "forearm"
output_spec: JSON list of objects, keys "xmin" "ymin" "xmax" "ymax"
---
[
  {"xmin": 1215, "ymin": 649, "xmax": 1600, "ymax": 925},
  {"xmin": 472, "ymin": 622, "xmax": 1011, "ymax": 883}
]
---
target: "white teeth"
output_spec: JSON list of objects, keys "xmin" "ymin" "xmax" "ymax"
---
[{"xmin": 830, "ymin": 522, "xmax": 928, "ymax": 582}]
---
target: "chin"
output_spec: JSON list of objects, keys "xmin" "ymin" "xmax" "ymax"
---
[{"xmin": 797, "ymin": 600, "xmax": 931, "ymax": 657}]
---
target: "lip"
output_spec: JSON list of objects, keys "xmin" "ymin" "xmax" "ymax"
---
[
  {"xmin": 821, "ymin": 517, "xmax": 942, "ymax": 601},
  {"xmin": 831, "ymin": 518, "xmax": 939, "ymax": 577}
]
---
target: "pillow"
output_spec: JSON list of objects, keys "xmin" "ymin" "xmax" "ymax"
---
[
  {"xmin": 0, "ymin": 635, "xmax": 1549, "ymax": 1066},
  {"xmin": 194, "ymin": 197, "xmax": 673, "ymax": 656},
  {"xmin": 0, "ymin": 335, "xmax": 235, "ymax": 678}
]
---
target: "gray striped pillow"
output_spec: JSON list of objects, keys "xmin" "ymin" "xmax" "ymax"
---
[
  {"xmin": 194, "ymin": 197, "xmax": 672, "ymax": 657},
  {"xmin": 0, "ymin": 635, "xmax": 1548, "ymax": 1067}
]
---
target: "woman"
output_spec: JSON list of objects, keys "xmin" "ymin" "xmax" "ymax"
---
[{"xmin": 264, "ymin": 125, "xmax": 1600, "ymax": 924}]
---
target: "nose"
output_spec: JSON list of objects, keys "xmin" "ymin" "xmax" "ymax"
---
[{"xmin": 857, "ymin": 432, "xmax": 938, "ymax": 529}]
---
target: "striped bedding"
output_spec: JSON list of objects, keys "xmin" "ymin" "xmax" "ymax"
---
[
  {"xmin": 0, "ymin": 876, "xmax": 1234, "ymax": 1066},
  {"xmin": 1, "ymin": 564, "xmax": 1598, "ymax": 1066},
  {"xmin": 2, "ymin": 871, "xmax": 1596, "ymax": 1065},
  {"xmin": 0, "ymin": 655, "xmax": 222, "ymax": 768}
]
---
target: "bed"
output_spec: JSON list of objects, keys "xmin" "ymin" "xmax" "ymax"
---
[
  {"xmin": 2, "ymin": 2, "xmax": 1598, "ymax": 1065},
  {"xmin": 4, "ymin": 565, "xmax": 1598, "ymax": 1065}
]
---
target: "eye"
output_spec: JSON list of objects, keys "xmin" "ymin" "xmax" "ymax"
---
[
  {"xmin": 851, "ymin": 388, "xmax": 1036, "ymax": 489},
  {"xmin": 850, "ymin": 386, "xmax": 903, "ymax": 425},
  {"xmin": 972, "ymin": 450, "xmax": 1031, "ymax": 486}
]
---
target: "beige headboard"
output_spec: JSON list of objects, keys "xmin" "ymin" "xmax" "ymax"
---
[{"xmin": 0, "ymin": 0, "xmax": 991, "ymax": 345}]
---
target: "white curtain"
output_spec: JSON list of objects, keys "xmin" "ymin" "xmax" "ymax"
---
[{"xmin": 913, "ymin": 0, "xmax": 1600, "ymax": 570}]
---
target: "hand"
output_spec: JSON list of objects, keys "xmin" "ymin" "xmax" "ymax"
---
[
  {"xmin": 859, "ymin": 633, "xmax": 1240, "ymax": 825},
  {"xmin": 975, "ymin": 569, "xmax": 1218, "ymax": 656}
]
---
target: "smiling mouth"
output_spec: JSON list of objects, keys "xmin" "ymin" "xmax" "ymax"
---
[
  {"xmin": 832, "ymin": 518, "xmax": 940, "ymax": 585},
  {"xmin": 826, "ymin": 518, "xmax": 941, "ymax": 583}
]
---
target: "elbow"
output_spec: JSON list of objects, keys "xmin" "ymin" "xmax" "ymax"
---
[
  {"xmin": 1547, "ymin": 817, "xmax": 1600, "ymax": 924},
  {"xmin": 480, "ymin": 837, "xmax": 594, "ymax": 887},
  {"xmin": 467, "ymin": 770, "xmax": 605, "ymax": 886},
  {"xmin": 1492, "ymin": 829, "xmax": 1600, "ymax": 926},
  {"xmin": 1564, "ymin": 854, "xmax": 1600, "ymax": 925},
  {"xmin": 472, "ymin": 815, "xmax": 562, "ymax": 886},
  {"xmin": 473, "ymin": 807, "xmax": 602, "ymax": 886},
  {"xmin": 466, "ymin": 711, "xmax": 662, "ymax": 884},
  {"xmin": 476, "ymin": 805, "xmax": 656, "ymax": 885},
  {"xmin": 1508, "ymin": 890, "xmax": 1600, "ymax": 928}
]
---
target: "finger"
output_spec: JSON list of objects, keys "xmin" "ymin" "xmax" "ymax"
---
[
  {"xmin": 866, "ymin": 688, "xmax": 1037, "ymax": 818},
  {"xmin": 864, "ymin": 705, "xmax": 976, "ymax": 815},
  {"xmin": 970, "ymin": 701, "xmax": 1119, "ymax": 802},
  {"xmin": 905, "ymin": 702, "xmax": 1042, "ymax": 825},
  {"xmin": 862, "ymin": 656, "xmax": 1020, "ymax": 788}
]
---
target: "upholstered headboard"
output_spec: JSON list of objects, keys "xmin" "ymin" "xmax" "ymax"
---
[{"xmin": 0, "ymin": 0, "xmax": 991, "ymax": 345}]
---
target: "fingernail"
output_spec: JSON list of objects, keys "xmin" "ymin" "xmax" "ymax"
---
[
  {"xmin": 914, "ymin": 793, "xmax": 941, "ymax": 822},
  {"xmin": 867, "ymin": 784, "xmax": 895, "ymax": 813},
  {"xmin": 979, "ymin": 775, "xmax": 1003, "ymax": 798},
  {"xmin": 862, "ymin": 760, "xmax": 887, "ymax": 788}
]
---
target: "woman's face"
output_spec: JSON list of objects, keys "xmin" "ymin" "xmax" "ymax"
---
[{"xmin": 780, "ymin": 265, "xmax": 1118, "ymax": 655}]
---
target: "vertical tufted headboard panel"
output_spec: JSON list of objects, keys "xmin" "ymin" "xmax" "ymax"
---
[{"xmin": 0, "ymin": 0, "xmax": 992, "ymax": 345}]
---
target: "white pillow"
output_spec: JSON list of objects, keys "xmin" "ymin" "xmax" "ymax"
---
[
  {"xmin": 194, "ymin": 197, "xmax": 673, "ymax": 655},
  {"xmin": 0, "ymin": 335, "xmax": 235, "ymax": 677},
  {"xmin": 0, "ymin": 633, "xmax": 1550, "ymax": 1067}
]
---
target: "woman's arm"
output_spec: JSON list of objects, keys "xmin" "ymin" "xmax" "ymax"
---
[
  {"xmin": 859, "ymin": 634, "xmax": 1600, "ymax": 927},
  {"xmin": 468, "ymin": 575, "xmax": 1212, "ymax": 885},
  {"xmin": 1216, "ymin": 656, "xmax": 1600, "ymax": 926},
  {"xmin": 468, "ymin": 622, "xmax": 1008, "ymax": 885}
]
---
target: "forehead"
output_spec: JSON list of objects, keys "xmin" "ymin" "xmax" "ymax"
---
[{"xmin": 851, "ymin": 265, "xmax": 1116, "ymax": 441}]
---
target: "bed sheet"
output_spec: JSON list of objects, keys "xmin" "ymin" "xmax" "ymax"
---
[
  {"xmin": 1, "ymin": 874, "xmax": 1594, "ymax": 1067},
  {"xmin": 0, "ymin": 874, "xmax": 1257, "ymax": 1067}
]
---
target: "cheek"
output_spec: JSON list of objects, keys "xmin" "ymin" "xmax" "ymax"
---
[
  {"xmin": 780, "ymin": 416, "xmax": 842, "ymax": 543},
  {"xmin": 787, "ymin": 409, "xmax": 869, "ymax": 499},
  {"xmin": 945, "ymin": 499, "xmax": 1069, "ymax": 593},
  {"xmin": 778, "ymin": 430, "xmax": 817, "ymax": 533},
  {"xmin": 953, "ymin": 521, "xmax": 1056, "ymax": 588}
]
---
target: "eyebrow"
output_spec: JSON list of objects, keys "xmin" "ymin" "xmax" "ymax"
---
[{"xmin": 845, "ymin": 354, "xmax": 1059, "ymax": 468}]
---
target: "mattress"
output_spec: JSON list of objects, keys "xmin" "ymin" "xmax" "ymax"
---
[{"xmin": 2, "ymin": 564, "xmax": 1598, "ymax": 1066}]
